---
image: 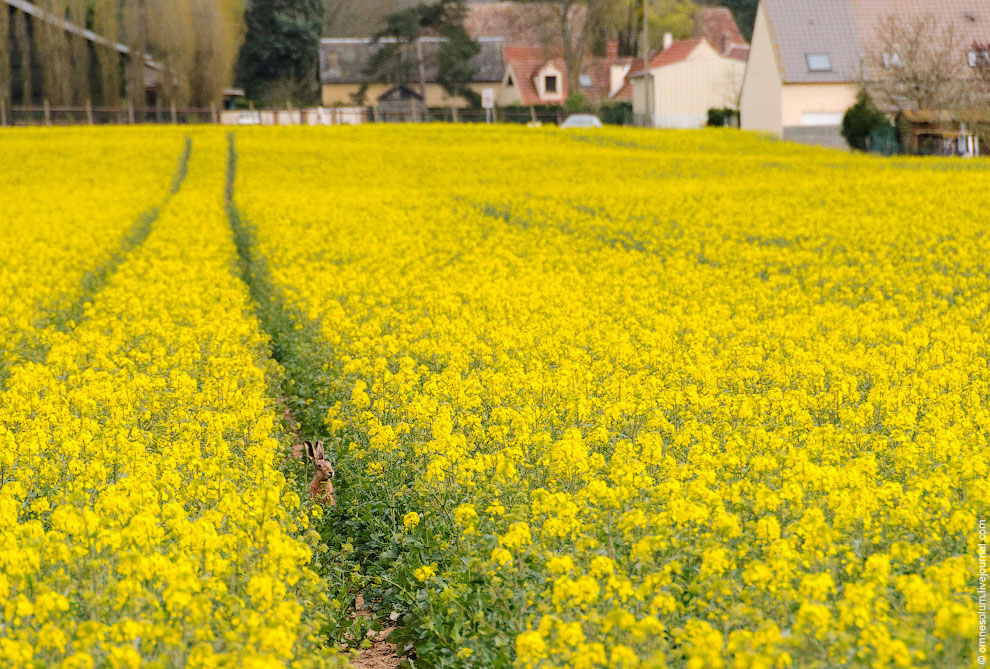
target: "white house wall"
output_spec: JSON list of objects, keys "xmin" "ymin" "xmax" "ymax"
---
[
  {"xmin": 652, "ymin": 46, "xmax": 745, "ymax": 129},
  {"xmin": 740, "ymin": 2, "xmax": 783, "ymax": 135}
]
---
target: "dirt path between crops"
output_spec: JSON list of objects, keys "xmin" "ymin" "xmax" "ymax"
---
[
  {"xmin": 280, "ymin": 401, "xmax": 403, "ymax": 669},
  {"xmin": 349, "ymin": 594, "xmax": 401, "ymax": 669}
]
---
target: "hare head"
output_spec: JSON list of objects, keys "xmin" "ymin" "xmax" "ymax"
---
[
  {"xmin": 314, "ymin": 458, "xmax": 335, "ymax": 481},
  {"xmin": 304, "ymin": 440, "xmax": 336, "ymax": 506}
]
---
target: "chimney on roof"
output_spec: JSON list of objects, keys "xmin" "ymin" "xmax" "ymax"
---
[
  {"xmin": 663, "ymin": 32, "xmax": 673, "ymax": 51},
  {"xmin": 606, "ymin": 39, "xmax": 618, "ymax": 59}
]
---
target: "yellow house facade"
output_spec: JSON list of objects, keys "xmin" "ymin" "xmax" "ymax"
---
[
  {"xmin": 321, "ymin": 82, "xmax": 494, "ymax": 108},
  {"xmin": 740, "ymin": 0, "xmax": 990, "ymax": 148},
  {"xmin": 319, "ymin": 37, "xmax": 506, "ymax": 108}
]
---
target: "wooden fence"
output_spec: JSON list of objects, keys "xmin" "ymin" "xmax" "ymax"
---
[{"xmin": 0, "ymin": 101, "xmax": 570, "ymax": 127}]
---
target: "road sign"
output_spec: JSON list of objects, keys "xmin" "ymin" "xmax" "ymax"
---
[{"xmin": 482, "ymin": 88, "xmax": 495, "ymax": 109}]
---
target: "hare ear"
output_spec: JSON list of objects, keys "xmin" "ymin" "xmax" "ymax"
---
[
  {"xmin": 314, "ymin": 440, "xmax": 326, "ymax": 461},
  {"xmin": 304, "ymin": 441, "xmax": 315, "ymax": 462}
]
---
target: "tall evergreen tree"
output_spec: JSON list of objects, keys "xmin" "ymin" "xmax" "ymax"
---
[
  {"xmin": 357, "ymin": 0, "xmax": 480, "ymax": 105},
  {"xmin": 236, "ymin": 0, "xmax": 324, "ymax": 105},
  {"xmin": 717, "ymin": 0, "xmax": 758, "ymax": 42}
]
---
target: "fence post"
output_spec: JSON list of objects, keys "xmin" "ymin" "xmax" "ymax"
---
[
  {"xmin": 86, "ymin": 99, "xmax": 94, "ymax": 125},
  {"xmin": 170, "ymin": 100, "xmax": 177, "ymax": 125},
  {"xmin": 1, "ymin": 100, "xmax": 6, "ymax": 127},
  {"xmin": 452, "ymin": 107, "xmax": 458, "ymax": 123},
  {"xmin": 530, "ymin": 106, "xmax": 537, "ymax": 124},
  {"xmin": 44, "ymin": 99, "xmax": 51, "ymax": 126},
  {"xmin": 210, "ymin": 102, "xmax": 218, "ymax": 125},
  {"xmin": 128, "ymin": 101, "xmax": 135, "ymax": 124}
]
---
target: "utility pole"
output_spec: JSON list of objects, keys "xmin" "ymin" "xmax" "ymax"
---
[
  {"xmin": 641, "ymin": 0, "xmax": 652, "ymax": 127},
  {"xmin": 640, "ymin": 0, "xmax": 649, "ymax": 61}
]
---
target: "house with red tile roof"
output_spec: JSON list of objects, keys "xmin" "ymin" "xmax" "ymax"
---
[
  {"xmin": 693, "ymin": 6, "xmax": 750, "ymax": 56},
  {"xmin": 496, "ymin": 41, "xmax": 641, "ymax": 106},
  {"xmin": 318, "ymin": 1, "xmax": 749, "ymax": 114},
  {"xmin": 629, "ymin": 37, "xmax": 748, "ymax": 127}
]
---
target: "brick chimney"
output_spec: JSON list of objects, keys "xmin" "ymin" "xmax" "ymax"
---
[{"xmin": 606, "ymin": 39, "xmax": 619, "ymax": 59}]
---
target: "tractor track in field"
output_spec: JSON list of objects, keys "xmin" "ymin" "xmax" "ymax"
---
[
  {"xmin": 0, "ymin": 135, "xmax": 192, "ymax": 389},
  {"xmin": 224, "ymin": 133, "xmax": 403, "ymax": 669}
]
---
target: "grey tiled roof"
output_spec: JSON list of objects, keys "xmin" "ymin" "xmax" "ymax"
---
[
  {"xmin": 762, "ymin": 0, "xmax": 865, "ymax": 83},
  {"xmin": 762, "ymin": 0, "xmax": 990, "ymax": 83},
  {"xmin": 319, "ymin": 37, "xmax": 506, "ymax": 83}
]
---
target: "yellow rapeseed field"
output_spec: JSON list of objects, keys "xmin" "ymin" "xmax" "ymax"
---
[
  {"xmin": 0, "ymin": 128, "xmax": 185, "ymax": 381},
  {"xmin": 234, "ymin": 125, "xmax": 988, "ymax": 668},
  {"xmin": 0, "ymin": 129, "xmax": 341, "ymax": 668},
  {"xmin": 1, "ymin": 124, "xmax": 987, "ymax": 668}
]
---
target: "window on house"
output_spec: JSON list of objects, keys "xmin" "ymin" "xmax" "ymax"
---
[
  {"xmin": 882, "ymin": 52, "xmax": 902, "ymax": 68},
  {"xmin": 544, "ymin": 75, "xmax": 557, "ymax": 93},
  {"xmin": 327, "ymin": 51, "xmax": 340, "ymax": 74},
  {"xmin": 506, "ymin": 74, "xmax": 514, "ymax": 87},
  {"xmin": 969, "ymin": 49, "xmax": 990, "ymax": 67},
  {"xmin": 806, "ymin": 53, "xmax": 831, "ymax": 72},
  {"xmin": 579, "ymin": 73, "xmax": 592, "ymax": 87}
]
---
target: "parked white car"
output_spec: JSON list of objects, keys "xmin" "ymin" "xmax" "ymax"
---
[{"xmin": 560, "ymin": 114, "xmax": 602, "ymax": 129}]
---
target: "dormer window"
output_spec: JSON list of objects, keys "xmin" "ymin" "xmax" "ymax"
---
[
  {"xmin": 545, "ymin": 75, "xmax": 558, "ymax": 93},
  {"xmin": 806, "ymin": 53, "xmax": 831, "ymax": 72},
  {"xmin": 882, "ymin": 52, "xmax": 902, "ymax": 68},
  {"xmin": 969, "ymin": 49, "xmax": 990, "ymax": 67},
  {"xmin": 327, "ymin": 51, "xmax": 340, "ymax": 75}
]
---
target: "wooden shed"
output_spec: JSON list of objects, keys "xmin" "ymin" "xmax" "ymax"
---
[
  {"xmin": 376, "ymin": 85, "xmax": 427, "ymax": 122},
  {"xmin": 896, "ymin": 110, "xmax": 988, "ymax": 157}
]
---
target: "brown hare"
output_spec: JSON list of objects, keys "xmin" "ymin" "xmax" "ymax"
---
[{"xmin": 304, "ymin": 440, "xmax": 336, "ymax": 506}]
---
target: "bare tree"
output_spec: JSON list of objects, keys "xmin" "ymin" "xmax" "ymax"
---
[
  {"xmin": 973, "ymin": 41, "xmax": 990, "ymax": 100},
  {"xmin": 147, "ymin": 0, "xmax": 196, "ymax": 108},
  {"xmin": 715, "ymin": 64, "xmax": 742, "ymax": 110},
  {"xmin": 4, "ymin": 0, "xmax": 244, "ymax": 110},
  {"xmin": 0, "ymin": 3, "xmax": 10, "ymax": 105},
  {"xmin": 36, "ymin": 0, "xmax": 72, "ymax": 105},
  {"xmin": 68, "ymin": 0, "xmax": 90, "ymax": 105},
  {"xmin": 971, "ymin": 41, "xmax": 990, "ymax": 148},
  {"xmin": 124, "ymin": 0, "xmax": 150, "ymax": 108},
  {"xmin": 13, "ymin": 8, "xmax": 31, "ymax": 103},
  {"xmin": 189, "ymin": 0, "xmax": 246, "ymax": 107},
  {"xmin": 866, "ymin": 13, "xmax": 970, "ymax": 113},
  {"xmin": 92, "ymin": 0, "xmax": 121, "ymax": 106},
  {"xmin": 517, "ymin": 0, "xmax": 603, "ymax": 98}
]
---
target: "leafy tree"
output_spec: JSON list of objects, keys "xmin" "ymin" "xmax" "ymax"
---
[
  {"xmin": 356, "ymin": 0, "xmax": 480, "ymax": 106},
  {"xmin": 612, "ymin": 0, "xmax": 697, "ymax": 58},
  {"xmin": 842, "ymin": 89, "xmax": 893, "ymax": 152},
  {"xmin": 565, "ymin": 91, "xmax": 588, "ymax": 111},
  {"xmin": 649, "ymin": 0, "xmax": 696, "ymax": 44},
  {"xmin": 236, "ymin": 0, "xmax": 323, "ymax": 105}
]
